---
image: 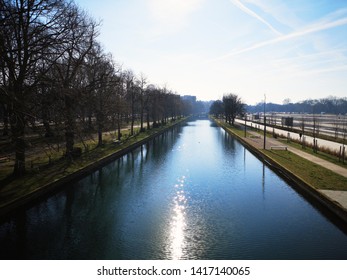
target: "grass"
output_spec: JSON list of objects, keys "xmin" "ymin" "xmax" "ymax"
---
[
  {"xmin": 211, "ymin": 116, "xmax": 347, "ymax": 191},
  {"xmin": 263, "ymin": 149, "xmax": 347, "ymax": 191},
  {"xmin": 0, "ymin": 123, "xmax": 146, "ymax": 181},
  {"xmin": 240, "ymin": 122, "xmax": 347, "ymax": 169},
  {"xmin": 277, "ymin": 138, "xmax": 347, "ymax": 170},
  {"xmin": 2, "ymin": 116, "xmax": 346, "ymax": 211},
  {"xmin": 214, "ymin": 118, "xmax": 253, "ymax": 138},
  {"xmin": 243, "ymin": 121, "xmax": 347, "ymax": 169},
  {"xmin": 0, "ymin": 118, "xmax": 187, "ymax": 210}
]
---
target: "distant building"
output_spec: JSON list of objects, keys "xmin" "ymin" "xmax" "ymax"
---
[{"xmin": 181, "ymin": 95, "xmax": 196, "ymax": 103}]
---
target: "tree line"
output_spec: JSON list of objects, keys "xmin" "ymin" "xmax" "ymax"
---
[
  {"xmin": 246, "ymin": 97, "xmax": 347, "ymax": 114},
  {"xmin": 0, "ymin": 0, "xmax": 191, "ymax": 177},
  {"xmin": 209, "ymin": 93, "xmax": 245, "ymax": 125},
  {"xmin": 210, "ymin": 95, "xmax": 347, "ymax": 125}
]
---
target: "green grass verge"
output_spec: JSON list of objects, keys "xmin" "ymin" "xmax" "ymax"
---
[
  {"xmin": 277, "ymin": 139, "xmax": 347, "ymax": 170},
  {"xmin": 263, "ymin": 150, "xmax": 347, "ymax": 191},
  {"xmin": 212, "ymin": 117, "xmax": 347, "ymax": 191},
  {"xmin": 245, "ymin": 123, "xmax": 347, "ymax": 169},
  {"xmin": 213, "ymin": 118, "xmax": 253, "ymax": 138}
]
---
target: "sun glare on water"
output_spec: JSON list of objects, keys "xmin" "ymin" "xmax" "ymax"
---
[{"xmin": 170, "ymin": 176, "xmax": 188, "ymax": 260}]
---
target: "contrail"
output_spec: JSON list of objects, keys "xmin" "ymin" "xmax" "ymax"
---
[
  {"xmin": 229, "ymin": 0, "xmax": 282, "ymax": 36},
  {"xmin": 208, "ymin": 16, "xmax": 347, "ymax": 63}
]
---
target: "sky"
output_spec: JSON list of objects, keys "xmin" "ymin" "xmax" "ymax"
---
[{"xmin": 74, "ymin": 0, "xmax": 347, "ymax": 105}]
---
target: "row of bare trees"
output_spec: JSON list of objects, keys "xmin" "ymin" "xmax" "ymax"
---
[{"xmin": 0, "ymin": 0, "xmax": 189, "ymax": 177}]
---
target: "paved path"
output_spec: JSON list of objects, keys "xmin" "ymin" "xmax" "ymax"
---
[
  {"xmin": 236, "ymin": 118, "xmax": 347, "ymax": 154},
  {"xmin": 243, "ymin": 129, "xmax": 347, "ymax": 211},
  {"xmin": 245, "ymin": 130, "xmax": 347, "ymax": 178},
  {"xmin": 288, "ymin": 148, "xmax": 347, "ymax": 178}
]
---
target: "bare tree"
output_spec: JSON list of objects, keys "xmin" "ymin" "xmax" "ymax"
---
[
  {"xmin": 84, "ymin": 45, "xmax": 117, "ymax": 146},
  {"xmin": 137, "ymin": 73, "xmax": 147, "ymax": 132},
  {"xmin": 51, "ymin": 4, "xmax": 99, "ymax": 158},
  {"xmin": 210, "ymin": 100, "xmax": 224, "ymax": 118},
  {"xmin": 112, "ymin": 70, "xmax": 127, "ymax": 141},
  {"xmin": 124, "ymin": 70, "xmax": 137, "ymax": 135},
  {"xmin": 222, "ymin": 93, "xmax": 244, "ymax": 125},
  {"xmin": 145, "ymin": 84, "xmax": 156, "ymax": 130},
  {"xmin": 0, "ymin": 0, "xmax": 73, "ymax": 176}
]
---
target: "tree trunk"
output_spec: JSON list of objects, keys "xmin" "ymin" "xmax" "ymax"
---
[
  {"xmin": 117, "ymin": 113, "xmax": 122, "ymax": 140},
  {"xmin": 97, "ymin": 111, "xmax": 103, "ymax": 146},
  {"xmin": 43, "ymin": 120, "xmax": 53, "ymax": 137},
  {"xmin": 98, "ymin": 128, "xmax": 102, "ymax": 146},
  {"xmin": 14, "ymin": 136, "xmax": 26, "ymax": 176},
  {"xmin": 11, "ymin": 111, "xmax": 26, "ymax": 177},
  {"xmin": 2, "ymin": 105, "xmax": 9, "ymax": 136},
  {"xmin": 65, "ymin": 95, "xmax": 75, "ymax": 157},
  {"xmin": 146, "ymin": 111, "xmax": 150, "ymax": 130},
  {"xmin": 42, "ymin": 106, "xmax": 53, "ymax": 137},
  {"xmin": 88, "ymin": 115, "xmax": 93, "ymax": 130},
  {"xmin": 131, "ymin": 114, "xmax": 134, "ymax": 136},
  {"xmin": 10, "ymin": 82, "xmax": 26, "ymax": 177},
  {"xmin": 131, "ymin": 96, "xmax": 135, "ymax": 135},
  {"xmin": 140, "ymin": 107, "xmax": 144, "ymax": 131}
]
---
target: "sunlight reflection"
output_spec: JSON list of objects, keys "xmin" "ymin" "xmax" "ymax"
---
[{"xmin": 170, "ymin": 175, "xmax": 187, "ymax": 260}]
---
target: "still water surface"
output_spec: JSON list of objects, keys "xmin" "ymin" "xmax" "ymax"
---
[{"xmin": 1, "ymin": 119, "xmax": 347, "ymax": 259}]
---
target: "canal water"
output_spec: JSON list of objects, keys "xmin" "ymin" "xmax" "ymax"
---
[{"xmin": 1, "ymin": 119, "xmax": 347, "ymax": 259}]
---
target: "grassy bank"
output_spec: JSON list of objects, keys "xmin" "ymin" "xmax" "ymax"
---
[
  {"xmin": 0, "ymin": 118, "xmax": 187, "ymax": 213},
  {"xmin": 213, "ymin": 117, "xmax": 347, "ymax": 191},
  {"xmin": 276, "ymin": 138, "xmax": 347, "ymax": 170},
  {"xmin": 263, "ymin": 149, "xmax": 347, "ymax": 191}
]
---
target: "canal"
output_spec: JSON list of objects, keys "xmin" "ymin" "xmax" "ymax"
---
[{"xmin": 1, "ymin": 119, "xmax": 347, "ymax": 259}]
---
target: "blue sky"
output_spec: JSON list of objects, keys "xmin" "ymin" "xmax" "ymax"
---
[{"xmin": 75, "ymin": 0, "xmax": 347, "ymax": 105}]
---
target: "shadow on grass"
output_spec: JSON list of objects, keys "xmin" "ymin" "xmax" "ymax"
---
[
  {"xmin": 268, "ymin": 150, "xmax": 293, "ymax": 161},
  {"xmin": 0, "ymin": 174, "xmax": 15, "ymax": 189}
]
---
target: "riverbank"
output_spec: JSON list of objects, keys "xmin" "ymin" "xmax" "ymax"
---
[
  {"xmin": 0, "ymin": 117, "xmax": 188, "ymax": 219},
  {"xmin": 213, "ymin": 117, "xmax": 347, "ymax": 224}
]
